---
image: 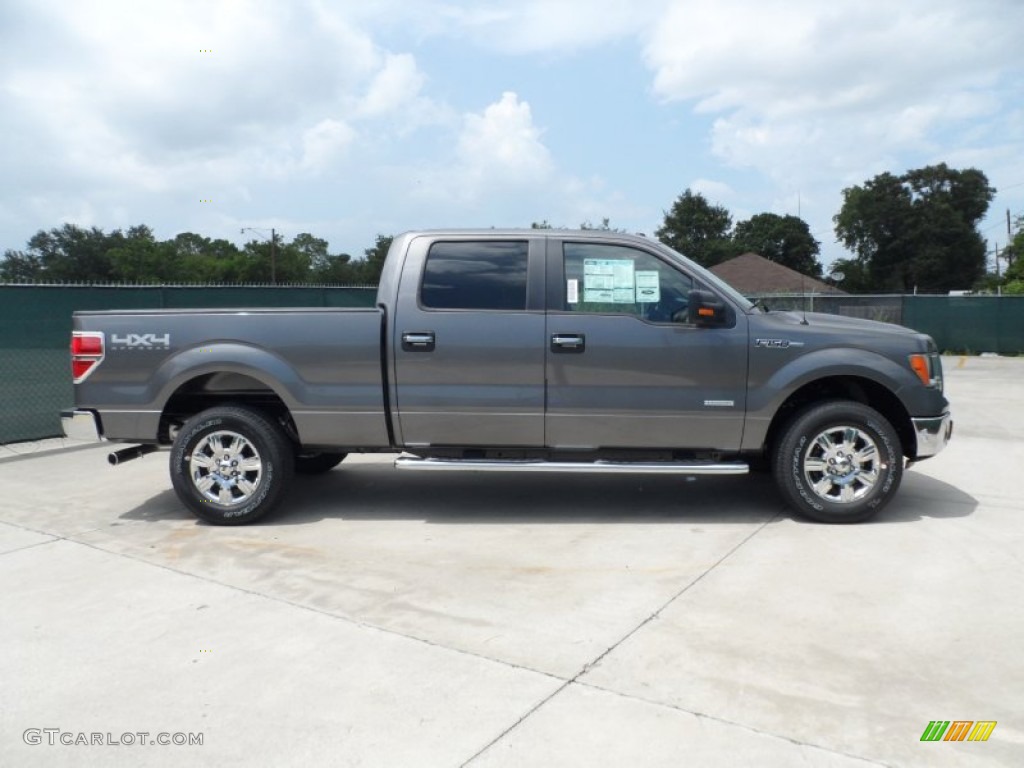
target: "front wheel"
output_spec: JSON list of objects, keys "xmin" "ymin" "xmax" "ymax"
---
[
  {"xmin": 170, "ymin": 406, "xmax": 295, "ymax": 525},
  {"xmin": 773, "ymin": 400, "xmax": 903, "ymax": 523}
]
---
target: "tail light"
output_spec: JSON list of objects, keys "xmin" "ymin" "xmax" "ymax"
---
[{"xmin": 71, "ymin": 331, "xmax": 105, "ymax": 383}]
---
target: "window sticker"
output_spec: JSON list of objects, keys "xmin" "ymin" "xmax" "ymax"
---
[
  {"xmin": 583, "ymin": 258, "xmax": 635, "ymax": 303},
  {"xmin": 567, "ymin": 278, "xmax": 579, "ymax": 304},
  {"xmin": 635, "ymin": 271, "xmax": 660, "ymax": 302}
]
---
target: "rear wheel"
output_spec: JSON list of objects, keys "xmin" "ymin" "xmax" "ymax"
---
[
  {"xmin": 294, "ymin": 452, "xmax": 347, "ymax": 474},
  {"xmin": 170, "ymin": 406, "xmax": 294, "ymax": 525},
  {"xmin": 773, "ymin": 400, "xmax": 903, "ymax": 523}
]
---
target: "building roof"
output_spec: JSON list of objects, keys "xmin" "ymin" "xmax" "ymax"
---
[{"xmin": 709, "ymin": 252, "xmax": 843, "ymax": 295}]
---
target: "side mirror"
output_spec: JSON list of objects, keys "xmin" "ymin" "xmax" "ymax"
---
[{"xmin": 687, "ymin": 289, "xmax": 730, "ymax": 328}]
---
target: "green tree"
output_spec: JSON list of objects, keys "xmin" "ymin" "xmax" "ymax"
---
[
  {"xmin": 347, "ymin": 234, "xmax": 391, "ymax": 284},
  {"xmin": 656, "ymin": 189, "xmax": 737, "ymax": 267},
  {"xmin": 825, "ymin": 258, "xmax": 874, "ymax": 293},
  {"xmin": 833, "ymin": 164, "xmax": 995, "ymax": 292},
  {"xmin": 1002, "ymin": 214, "xmax": 1024, "ymax": 285},
  {"xmin": 293, "ymin": 233, "xmax": 354, "ymax": 283},
  {"xmin": 2, "ymin": 224, "xmax": 118, "ymax": 282},
  {"xmin": 108, "ymin": 225, "xmax": 177, "ymax": 282},
  {"xmin": 529, "ymin": 217, "xmax": 622, "ymax": 231},
  {"xmin": 0, "ymin": 248, "xmax": 43, "ymax": 281},
  {"xmin": 237, "ymin": 231, "xmax": 315, "ymax": 283},
  {"xmin": 732, "ymin": 213, "xmax": 822, "ymax": 277},
  {"xmin": 168, "ymin": 233, "xmax": 242, "ymax": 283}
]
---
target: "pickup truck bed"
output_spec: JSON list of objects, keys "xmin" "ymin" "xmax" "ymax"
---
[{"xmin": 70, "ymin": 308, "xmax": 391, "ymax": 450}]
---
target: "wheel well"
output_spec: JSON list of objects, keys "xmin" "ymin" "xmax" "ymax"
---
[
  {"xmin": 159, "ymin": 373, "xmax": 297, "ymax": 444},
  {"xmin": 764, "ymin": 376, "xmax": 915, "ymax": 459}
]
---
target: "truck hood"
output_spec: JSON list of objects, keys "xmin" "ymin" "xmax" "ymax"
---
[
  {"xmin": 757, "ymin": 311, "xmax": 917, "ymax": 335},
  {"xmin": 757, "ymin": 310, "xmax": 919, "ymax": 337}
]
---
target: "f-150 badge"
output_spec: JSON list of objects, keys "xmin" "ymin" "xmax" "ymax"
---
[{"xmin": 754, "ymin": 338, "xmax": 803, "ymax": 349}]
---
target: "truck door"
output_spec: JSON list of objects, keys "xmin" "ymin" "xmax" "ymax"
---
[
  {"xmin": 544, "ymin": 238, "xmax": 748, "ymax": 451},
  {"xmin": 392, "ymin": 235, "xmax": 546, "ymax": 449}
]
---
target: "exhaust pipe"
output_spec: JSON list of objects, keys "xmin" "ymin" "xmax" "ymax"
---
[{"xmin": 108, "ymin": 444, "xmax": 158, "ymax": 466}]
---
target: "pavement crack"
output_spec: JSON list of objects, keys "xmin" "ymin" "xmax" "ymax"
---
[
  {"xmin": 459, "ymin": 680, "xmax": 574, "ymax": 767},
  {"xmin": 574, "ymin": 679, "xmax": 892, "ymax": 767},
  {"xmin": 0, "ymin": 536, "xmax": 61, "ymax": 557},
  {"xmin": 575, "ymin": 511, "xmax": 780, "ymax": 681},
  {"xmin": 461, "ymin": 513, "xmax": 781, "ymax": 765}
]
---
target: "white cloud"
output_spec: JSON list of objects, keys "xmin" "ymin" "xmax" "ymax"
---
[
  {"xmin": 0, "ymin": 0, "xmax": 476, "ymax": 253},
  {"xmin": 358, "ymin": 53, "xmax": 426, "ymax": 117},
  {"xmin": 644, "ymin": 0, "xmax": 1020, "ymax": 183},
  {"xmin": 391, "ymin": 92, "xmax": 623, "ymax": 232},
  {"xmin": 0, "ymin": 1, "xmax": 428, "ymax": 219},
  {"xmin": 457, "ymin": 92, "xmax": 552, "ymax": 185},
  {"xmin": 402, "ymin": 91, "xmax": 555, "ymax": 208},
  {"xmin": 2, "ymin": 0, "xmax": 1019, "ymax": 266},
  {"xmin": 300, "ymin": 119, "xmax": 356, "ymax": 171},
  {"xmin": 639, "ymin": 0, "xmax": 1024, "ymax": 260}
]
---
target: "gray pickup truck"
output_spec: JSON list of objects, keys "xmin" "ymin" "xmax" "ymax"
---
[{"xmin": 63, "ymin": 229, "xmax": 951, "ymax": 525}]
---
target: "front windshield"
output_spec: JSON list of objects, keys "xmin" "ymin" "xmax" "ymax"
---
[{"xmin": 651, "ymin": 240, "xmax": 756, "ymax": 312}]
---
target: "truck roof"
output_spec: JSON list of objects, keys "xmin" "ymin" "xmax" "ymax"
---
[{"xmin": 395, "ymin": 228, "xmax": 653, "ymax": 242}]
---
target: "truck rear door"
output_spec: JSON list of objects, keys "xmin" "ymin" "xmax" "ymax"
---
[
  {"xmin": 544, "ymin": 237, "xmax": 748, "ymax": 451},
  {"xmin": 392, "ymin": 235, "xmax": 546, "ymax": 448}
]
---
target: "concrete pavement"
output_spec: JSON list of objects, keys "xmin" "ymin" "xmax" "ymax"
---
[{"xmin": 1, "ymin": 355, "xmax": 1021, "ymax": 767}]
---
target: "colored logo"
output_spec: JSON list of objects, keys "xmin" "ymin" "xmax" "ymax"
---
[{"xmin": 920, "ymin": 721, "xmax": 997, "ymax": 742}]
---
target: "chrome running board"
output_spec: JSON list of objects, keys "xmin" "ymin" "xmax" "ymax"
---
[{"xmin": 394, "ymin": 456, "xmax": 748, "ymax": 475}]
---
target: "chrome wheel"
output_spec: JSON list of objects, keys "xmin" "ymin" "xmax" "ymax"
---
[
  {"xmin": 189, "ymin": 430, "xmax": 263, "ymax": 506},
  {"xmin": 802, "ymin": 425, "xmax": 880, "ymax": 504}
]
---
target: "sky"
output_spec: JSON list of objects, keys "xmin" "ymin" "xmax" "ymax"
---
[{"xmin": 1, "ymin": 0, "xmax": 1022, "ymax": 272}]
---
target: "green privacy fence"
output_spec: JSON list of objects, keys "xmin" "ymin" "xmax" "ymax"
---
[
  {"xmin": 2, "ymin": 286, "xmax": 1022, "ymax": 444},
  {"xmin": 0, "ymin": 284, "xmax": 377, "ymax": 444},
  {"xmin": 901, "ymin": 296, "xmax": 1024, "ymax": 356}
]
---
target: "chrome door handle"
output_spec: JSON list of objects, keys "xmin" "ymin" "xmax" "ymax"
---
[
  {"xmin": 551, "ymin": 334, "xmax": 585, "ymax": 353},
  {"xmin": 402, "ymin": 332, "xmax": 436, "ymax": 352}
]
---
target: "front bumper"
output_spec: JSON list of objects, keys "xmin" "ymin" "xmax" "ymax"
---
[
  {"xmin": 912, "ymin": 411, "xmax": 952, "ymax": 459},
  {"xmin": 61, "ymin": 409, "xmax": 103, "ymax": 442}
]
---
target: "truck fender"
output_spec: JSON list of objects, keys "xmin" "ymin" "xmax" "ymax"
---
[
  {"xmin": 742, "ymin": 347, "xmax": 918, "ymax": 451},
  {"xmin": 151, "ymin": 343, "xmax": 305, "ymax": 411}
]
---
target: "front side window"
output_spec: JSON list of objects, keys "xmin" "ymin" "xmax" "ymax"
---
[
  {"xmin": 421, "ymin": 241, "xmax": 529, "ymax": 310},
  {"xmin": 562, "ymin": 242, "xmax": 694, "ymax": 323}
]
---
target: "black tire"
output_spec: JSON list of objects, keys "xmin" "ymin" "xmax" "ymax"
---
[
  {"xmin": 170, "ymin": 406, "xmax": 295, "ymax": 525},
  {"xmin": 773, "ymin": 400, "xmax": 903, "ymax": 523},
  {"xmin": 294, "ymin": 452, "xmax": 347, "ymax": 474}
]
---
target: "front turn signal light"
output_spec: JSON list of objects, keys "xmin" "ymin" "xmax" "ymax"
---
[{"xmin": 908, "ymin": 354, "xmax": 932, "ymax": 387}]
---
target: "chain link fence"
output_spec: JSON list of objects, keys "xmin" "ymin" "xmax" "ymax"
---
[
  {"xmin": 751, "ymin": 293, "xmax": 905, "ymax": 325},
  {"xmin": 0, "ymin": 284, "xmax": 376, "ymax": 444}
]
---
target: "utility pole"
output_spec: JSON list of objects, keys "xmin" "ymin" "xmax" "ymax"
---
[
  {"xmin": 240, "ymin": 227, "xmax": 279, "ymax": 284},
  {"xmin": 1008, "ymin": 208, "xmax": 1015, "ymax": 269}
]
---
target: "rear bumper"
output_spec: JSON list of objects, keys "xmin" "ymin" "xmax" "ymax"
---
[
  {"xmin": 61, "ymin": 409, "xmax": 103, "ymax": 442},
  {"xmin": 912, "ymin": 411, "xmax": 952, "ymax": 459}
]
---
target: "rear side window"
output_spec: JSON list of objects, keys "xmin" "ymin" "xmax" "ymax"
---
[{"xmin": 421, "ymin": 241, "xmax": 529, "ymax": 310}]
